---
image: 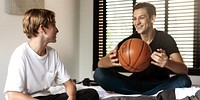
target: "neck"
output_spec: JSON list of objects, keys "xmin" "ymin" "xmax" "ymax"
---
[
  {"xmin": 141, "ymin": 29, "xmax": 155, "ymax": 44},
  {"xmin": 28, "ymin": 38, "xmax": 47, "ymax": 56}
]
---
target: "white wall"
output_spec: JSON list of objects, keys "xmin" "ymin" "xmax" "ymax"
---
[
  {"xmin": 0, "ymin": 1, "xmax": 26, "ymax": 100},
  {"xmin": 45, "ymin": 0, "xmax": 80, "ymax": 79},
  {"xmin": 79, "ymin": 0, "xmax": 94, "ymax": 81}
]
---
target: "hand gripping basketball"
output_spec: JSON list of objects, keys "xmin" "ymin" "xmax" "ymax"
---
[{"xmin": 118, "ymin": 38, "xmax": 152, "ymax": 72}]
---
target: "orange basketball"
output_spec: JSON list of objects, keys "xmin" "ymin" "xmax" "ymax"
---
[{"xmin": 118, "ymin": 38, "xmax": 152, "ymax": 72}]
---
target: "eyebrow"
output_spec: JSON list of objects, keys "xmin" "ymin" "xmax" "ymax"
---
[{"xmin": 133, "ymin": 15, "xmax": 146, "ymax": 18}]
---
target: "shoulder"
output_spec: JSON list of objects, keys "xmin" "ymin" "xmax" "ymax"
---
[
  {"xmin": 46, "ymin": 46, "xmax": 55, "ymax": 51},
  {"xmin": 46, "ymin": 46, "xmax": 59, "ymax": 58},
  {"xmin": 46, "ymin": 46, "xmax": 57, "ymax": 54},
  {"xmin": 154, "ymin": 29, "xmax": 176, "ymax": 44},
  {"xmin": 12, "ymin": 43, "xmax": 29, "ymax": 57},
  {"xmin": 155, "ymin": 29, "xmax": 174, "ymax": 40},
  {"xmin": 154, "ymin": 29, "xmax": 179, "ymax": 55},
  {"xmin": 15, "ymin": 42, "xmax": 28, "ymax": 51},
  {"xmin": 8, "ymin": 43, "xmax": 29, "ymax": 72}
]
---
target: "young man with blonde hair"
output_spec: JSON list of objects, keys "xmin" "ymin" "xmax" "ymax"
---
[{"xmin": 4, "ymin": 9, "xmax": 99, "ymax": 100}]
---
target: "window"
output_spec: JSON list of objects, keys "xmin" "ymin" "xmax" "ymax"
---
[{"xmin": 93, "ymin": 0, "xmax": 200, "ymax": 75}]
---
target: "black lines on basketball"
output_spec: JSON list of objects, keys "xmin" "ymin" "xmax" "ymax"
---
[
  {"xmin": 118, "ymin": 38, "xmax": 152, "ymax": 72},
  {"xmin": 127, "ymin": 39, "xmax": 132, "ymax": 67},
  {"xmin": 128, "ymin": 40, "xmax": 144, "ymax": 71}
]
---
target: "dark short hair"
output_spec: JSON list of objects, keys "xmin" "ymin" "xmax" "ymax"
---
[
  {"xmin": 133, "ymin": 2, "xmax": 156, "ymax": 18},
  {"xmin": 22, "ymin": 9, "xmax": 55, "ymax": 39}
]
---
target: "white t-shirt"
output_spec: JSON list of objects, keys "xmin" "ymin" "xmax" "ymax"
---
[{"xmin": 4, "ymin": 42, "xmax": 71, "ymax": 97}]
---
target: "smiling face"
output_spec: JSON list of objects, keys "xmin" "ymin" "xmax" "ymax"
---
[{"xmin": 133, "ymin": 8, "xmax": 155, "ymax": 35}]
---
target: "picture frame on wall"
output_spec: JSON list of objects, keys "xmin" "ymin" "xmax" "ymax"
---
[{"xmin": 6, "ymin": 0, "xmax": 44, "ymax": 15}]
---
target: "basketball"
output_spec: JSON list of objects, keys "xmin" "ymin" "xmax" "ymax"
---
[{"xmin": 118, "ymin": 38, "xmax": 152, "ymax": 72}]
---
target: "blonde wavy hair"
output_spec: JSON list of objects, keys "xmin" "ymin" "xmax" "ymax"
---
[{"xmin": 22, "ymin": 8, "xmax": 55, "ymax": 39}]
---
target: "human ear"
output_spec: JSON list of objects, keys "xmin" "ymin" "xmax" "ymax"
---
[
  {"xmin": 37, "ymin": 24, "xmax": 44, "ymax": 33},
  {"xmin": 151, "ymin": 15, "xmax": 156, "ymax": 23}
]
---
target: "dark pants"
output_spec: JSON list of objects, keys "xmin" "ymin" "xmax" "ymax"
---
[
  {"xmin": 34, "ymin": 88, "xmax": 99, "ymax": 100},
  {"xmin": 94, "ymin": 67, "xmax": 192, "ymax": 95}
]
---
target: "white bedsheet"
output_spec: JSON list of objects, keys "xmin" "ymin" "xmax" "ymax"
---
[
  {"xmin": 75, "ymin": 84, "xmax": 161, "ymax": 99},
  {"xmin": 175, "ymin": 86, "xmax": 200, "ymax": 99},
  {"xmin": 48, "ymin": 84, "xmax": 200, "ymax": 99}
]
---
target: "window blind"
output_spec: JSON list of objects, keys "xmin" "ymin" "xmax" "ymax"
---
[
  {"xmin": 93, "ymin": 0, "xmax": 200, "ymax": 70},
  {"xmin": 106, "ymin": 0, "xmax": 134, "ymax": 53},
  {"xmin": 168, "ymin": 0, "xmax": 194, "ymax": 68},
  {"xmin": 93, "ymin": 0, "xmax": 105, "ymax": 69},
  {"xmin": 137, "ymin": 0, "xmax": 194, "ymax": 68}
]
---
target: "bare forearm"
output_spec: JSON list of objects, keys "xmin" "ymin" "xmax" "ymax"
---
[
  {"xmin": 151, "ymin": 49, "xmax": 188, "ymax": 74},
  {"xmin": 6, "ymin": 91, "xmax": 38, "ymax": 100},
  {"xmin": 64, "ymin": 79, "xmax": 77, "ymax": 100},
  {"xmin": 165, "ymin": 60, "xmax": 188, "ymax": 74},
  {"xmin": 98, "ymin": 56, "xmax": 113, "ymax": 68},
  {"xmin": 66, "ymin": 86, "xmax": 76, "ymax": 100},
  {"xmin": 98, "ymin": 50, "xmax": 121, "ymax": 68}
]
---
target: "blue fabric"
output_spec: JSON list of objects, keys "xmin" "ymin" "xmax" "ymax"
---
[{"xmin": 93, "ymin": 68, "xmax": 192, "ymax": 95}]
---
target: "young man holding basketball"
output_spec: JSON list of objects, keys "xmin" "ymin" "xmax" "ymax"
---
[
  {"xmin": 94, "ymin": 2, "xmax": 192, "ymax": 95},
  {"xmin": 4, "ymin": 9, "xmax": 99, "ymax": 100}
]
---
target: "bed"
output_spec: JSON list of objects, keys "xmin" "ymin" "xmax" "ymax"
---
[
  {"xmin": 48, "ymin": 82, "xmax": 200, "ymax": 100},
  {"xmin": 49, "ymin": 70, "xmax": 200, "ymax": 100},
  {"xmin": 81, "ymin": 68, "xmax": 200, "ymax": 100},
  {"xmin": 75, "ymin": 84, "xmax": 200, "ymax": 100}
]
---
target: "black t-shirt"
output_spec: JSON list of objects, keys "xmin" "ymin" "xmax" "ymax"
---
[{"xmin": 117, "ymin": 29, "xmax": 179, "ymax": 80}]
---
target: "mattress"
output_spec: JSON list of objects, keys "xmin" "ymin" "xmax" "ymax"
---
[
  {"xmin": 75, "ymin": 84, "xmax": 200, "ymax": 100},
  {"xmin": 48, "ymin": 83, "xmax": 200, "ymax": 100}
]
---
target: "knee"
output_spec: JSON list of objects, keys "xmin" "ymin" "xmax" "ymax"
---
[
  {"xmin": 93, "ymin": 68, "xmax": 101, "ymax": 77},
  {"xmin": 93, "ymin": 68, "xmax": 114, "ymax": 85},
  {"xmin": 85, "ymin": 89, "xmax": 99, "ymax": 99},
  {"xmin": 93, "ymin": 68, "xmax": 100, "ymax": 80},
  {"xmin": 176, "ymin": 74, "xmax": 192, "ymax": 87},
  {"xmin": 77, "ymin": 89, "xmax": 99, "ymax": 100},
  {"xmin": 93, "ymin": 68, "xmax": 106, "ymax": 81}
]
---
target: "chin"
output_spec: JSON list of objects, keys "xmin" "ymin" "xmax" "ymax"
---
[
  {"xmin": 51, "ymin": 40, "xmax": 56, "ymax": 43},
  {"xmin": 136, "ymin": 31, "xmax": 142, "ymax": 34},
  {"xmin": 136, "ymin": 29, "xmax": 141, "ymax": 33}
]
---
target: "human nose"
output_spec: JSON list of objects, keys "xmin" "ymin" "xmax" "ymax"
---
[
  {"xmin": 55, "ymin": 27, "xmax": 59, "ymax": 33},
  {"xmin": 134, "ymin": 18, "xmax": 140, "ymax": 25}
]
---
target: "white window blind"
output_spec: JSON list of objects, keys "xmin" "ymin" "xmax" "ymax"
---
[
  {"xmin": 105, "ymin": 0, "xmax": 194, "ymax": 68},
  {"xmin": 168, "ymin": 0, "xmax": 194, "ymax": 68},
  {"xmin": 136, "ymin": 0, "xmax": 194, "ymax": 68},
  {"xmin": 106, "ymin": 0, "xmax": 134, "ymax": 53},
  {"xmin": 93, "ymin": 0, "xmax": 199, "ymax": 70}
]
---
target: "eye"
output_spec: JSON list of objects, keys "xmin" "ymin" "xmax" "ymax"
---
[
  {"xmin": 52, "ymin": 23, "xmax": 56, "ymax": 27},
  {"xmin": 138, "ymin": 17, "xmax": 143, "ymax": 20},
  {"xmin": 133, "ymin": 17, "xmax": 136, "ymax": 21},
  {"xmin": 139, "ymin": 16, "xmax": 146, "ymax": 20}
]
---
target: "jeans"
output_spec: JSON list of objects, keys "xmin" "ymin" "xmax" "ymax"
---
[
  {"xmin": 34, "ymin": 88, "xmax": 99, "ymax": 100},
  {"xmin": 93, "ymin": 68, "xmax": 192, "ymax": 95}
]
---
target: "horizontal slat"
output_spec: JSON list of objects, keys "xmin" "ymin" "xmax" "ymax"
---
[{"xmin": 103, "ymin": 0, "xmax": 195, "ymax": 69}]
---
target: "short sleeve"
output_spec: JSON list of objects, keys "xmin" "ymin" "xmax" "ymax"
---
[
  {"xmin": 4, "ymin": 50, "xmax": 26, "ymax": 93},
  {"xmin": 54, "ymin": 52, "xmax": 71, "ymax": 84},
  {"xmin": 162, "ymin": 33, "xmax": 179, "ymax": 56}
]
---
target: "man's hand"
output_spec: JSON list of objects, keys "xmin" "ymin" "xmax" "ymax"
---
[
  {"xmin": 107, "ymin": 50, "xmax": 121, "ymax": 66},
  {"xmin": 98, "ymin": 49, "xmax": 121, "ymax": 68},
  {"xmin": 151, "ymin": 48, "xmax": 168, "ymax": 68}
]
